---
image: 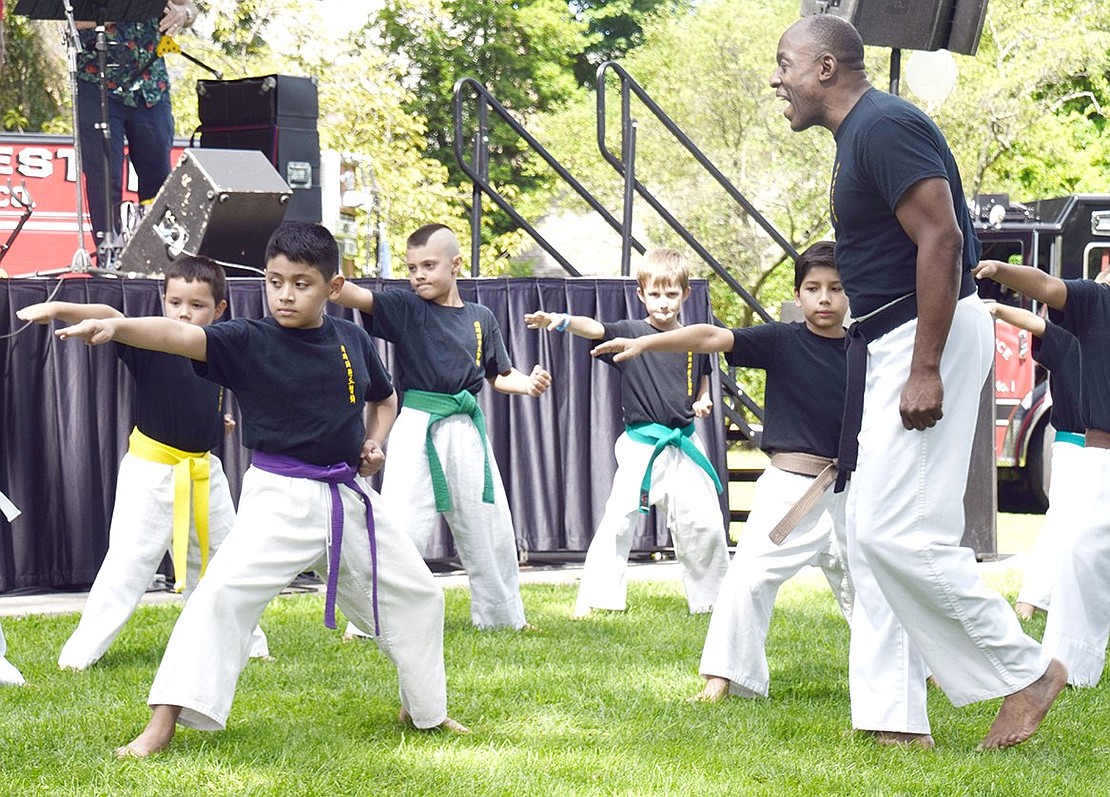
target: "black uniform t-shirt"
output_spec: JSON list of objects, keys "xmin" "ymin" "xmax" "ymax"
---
[
  {"xmin": 1058, "ymin": 280, "xmax": 1110, "ymax": 432},
  {"xmin": 595, "ymin": 319, "xmax": 712, "ymax": 428},
  {"xmin": 194, "ymin": 316, "xmax": 394, "ymax": 466},
  {"xmin": 1034, "ymin": 321, "xmax": 1084, "ymax": 435},
  {"xmin": 831, "ymin": 88, "xmax": 980, "ymax": 316},
  {"xmin": 725, "ymin": 322, "xmax": 846, "ymax": 458},
  {"xmin": 365, "ymin": 290, "xmax": 511, "ymax": 394},
  {"xmin": 117, "ymin": 344, "xmax": 223, "ymax": 452}
]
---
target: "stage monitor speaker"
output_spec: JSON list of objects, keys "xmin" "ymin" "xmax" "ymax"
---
[
  {"xmin": 119, "ymin": 148, "xmax": 291, "ymax": 275},
  {"xmin": 800, "ymin": 0, "xmax": 956, "ymax": 52},
  {"xmin": 947, "ymin": 0, "xmax": 989, "ymax": 56},
  {"xmin": 197, "ymin": 75, "xmax": 321, "ymax": 223}
]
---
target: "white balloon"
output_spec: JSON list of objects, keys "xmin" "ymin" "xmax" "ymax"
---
[{"xmin": 906, "ymin": 49, "xmax": 958, "ymax": 105}]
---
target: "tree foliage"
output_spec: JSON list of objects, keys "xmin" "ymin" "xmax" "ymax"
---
[{"xmin": 0, "ymin": 17, "xmax": 64, "ymax": 132}]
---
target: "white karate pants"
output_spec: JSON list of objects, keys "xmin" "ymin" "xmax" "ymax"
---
[
  {"xmin": 383, "ymin": 408, "xmax": 526, "ymax": 629},
  {"xmin": 1042, "ymin": 445, "xmax": 1110, "ymax": 686},
  {"xmin": 147, "ymin": 466, "xmax": 448, "ymax": 731},
  {"xmin": 1016, "ymin": 438, "xmax": 1087, "ymax": 610},
  {"xmin": 575, "ymin": 432, "xmax": 729, "ymax": 614},
  {"xmin": 0, "ymin": 621, "xmax": 25, "ymax": 686},
  {"xmin": 847, "ymin": 296, "xmax": 1049, "ymax": 735},
  {"xmin": 699, "ymin": 465, "xmax": 851, "ymax": 697},
  {"xmin": 58, "ymin": 452, "xmax": 268, "ymax": 670}
]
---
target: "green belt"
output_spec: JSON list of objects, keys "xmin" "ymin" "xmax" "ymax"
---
[
  {"xmin": 625, "ymin": 422, "xmax": 723, "ymax": 514},
  {"xmin": 1054, "ymin": 430, "xmax": 1085, "ymax": 447},
  {"xmin": 403, "ymin": 389, "xmax": 494, "ymax": 513}
]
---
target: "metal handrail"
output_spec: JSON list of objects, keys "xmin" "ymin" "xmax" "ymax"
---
[
  {"xmin": 453, "ymin": 77, "xmax": 651, "ymax": 277},
  {"xmin": 597, "ymin": 60, "xmax": 795, "ymax": 324}
]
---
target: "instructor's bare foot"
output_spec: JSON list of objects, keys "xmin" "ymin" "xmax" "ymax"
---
[
  {"xmin": 688, "ymin": 676, "xmax": 730, "ymax": 704},
  {"xmin": 114, "ymin": 705, "xmax": 180, "ymax": 758},
  {"xmin": 872, "ymin": 731, "xmax": 935, "ymax": 749},
  {"xmin": 978, "ymin": 658, "xmax": 1067, "ymax": 751},
  {"xmin": 1014, "ymin": 602, "xmax": 1037, "ymax": 621},
  {"xmin": 399, "ymin": 707, "xmax": 471, "ymax": 735}
]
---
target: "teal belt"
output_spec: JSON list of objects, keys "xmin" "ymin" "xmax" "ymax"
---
[
  {"xmin": 1054, "ymin": 430, "xmax": 1085, "ymax": 447},
  {"xmin": 625, "ymin": 422, "xmax": 723, "ymax": 513},
  {"xmin": 403, "ymin": 389, "xmax": 494, "ymax": 512}
]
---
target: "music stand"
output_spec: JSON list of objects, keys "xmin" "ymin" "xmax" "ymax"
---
[{"xmin": 13, "ymin": 0, "xmax": 164, "ymax": 276}]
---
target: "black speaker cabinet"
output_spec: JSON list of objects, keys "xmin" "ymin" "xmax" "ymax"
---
[
  {"xmin": 119, "ymin": 148, "xmax": 291, "ymax": 275},
  {"xmin": 800, "ymin": 0, "xmax": 956, "ymax": 52},
  {"xmin": 947, "ymin": 0, "xmax": 989, "ymax": 56},
  {"xmin": 196, "ymin": 75, "xmax": 322, "ymax": 223}
]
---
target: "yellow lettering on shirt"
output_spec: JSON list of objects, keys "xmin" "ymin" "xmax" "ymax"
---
[
  {"xmin": 474, "ymin": 320, "xmax": 483, "ymax": 367},
  {"xmin": 687, "ymin": 352, "xmax": 694, "ymax": 396},
  {"xmin": 830, "ymin": 160, "xmax": 841, "ymax": 225},
  {"xmin": 339, "ymin": 344, "xmax": 356, "ymax": 404}
]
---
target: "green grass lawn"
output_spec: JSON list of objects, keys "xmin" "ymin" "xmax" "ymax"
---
[{"xmin": 2, "ymin": 571, "xmax": 1105, "ymax": 796}]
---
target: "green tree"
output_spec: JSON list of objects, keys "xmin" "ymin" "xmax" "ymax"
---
[
  {"xmin": 0, "ymin": 17, "xmax": 64, "ymax": 132},
  {"xmin": 569, "ymin": 0, "xmax": 691, "ymax": 86}
]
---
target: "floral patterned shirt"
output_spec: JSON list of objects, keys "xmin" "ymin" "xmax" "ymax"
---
[{"xmin": 77, "ymin": 20, "xmax": 170, "ymax": 109}]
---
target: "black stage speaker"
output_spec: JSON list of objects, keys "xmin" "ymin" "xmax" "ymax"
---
[
  {"xmin": 800, "ymin": 0, "xmax": 956, "ymax": 52},
  {"xmin": 947, "ymin": 0, "xmax": 989, "ymax": 56},
  {"xmin": 196, "ymin": 75, "xmax": 322, "ymax": 223},
  {"xmin": 119, "ymin": 148, "xmax": 291, "ymax": 275}
]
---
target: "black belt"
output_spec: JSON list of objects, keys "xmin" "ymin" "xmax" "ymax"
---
[{"xmin": 833, "ymin": 272, "xmax": 976, "ymax": 493}]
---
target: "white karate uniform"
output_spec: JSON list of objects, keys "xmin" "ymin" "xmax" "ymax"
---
[
  {"xmin": 1041, "ymin": 445, "xmax": 1110, "ymax": 686},
  {"xmin": 698, "ymin": 464, "xmax": 851, "ymax": 697},
  {"xmin": 575, "ymin": 430, "xmax": 729, "ymax": 615},
  {"xmin": 147, "ymin": 466, "xmax": 449, "ymax": 731},
  {"xmin": 0, "ymin": 621, "xmax": 26, "ymax": 686},
  {"xmin": 1016, "ymin": 437, "xmax": 1086, "ymax": 610},
  {"xmin": 382, "ymin": 407, "xmax": 526, "ymax": 630},
  {"xmin": 58, "ymin": 452, "xmax": 268, "ymax": 670},
  {"xmin": 847, "ymin": 296, "xmax": 1050, "ymax": 733}
]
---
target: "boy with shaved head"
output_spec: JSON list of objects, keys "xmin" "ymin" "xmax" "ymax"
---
[
  {"xmin": 769, "ymin": 14, "xmax": 1064, "ymax": 750},
  {"xmin": 334, "ymin": 224, "xmax": 551, "ymax": 631}
]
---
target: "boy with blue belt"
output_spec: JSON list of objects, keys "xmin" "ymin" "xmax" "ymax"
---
[
  {"xmin": 976, "ymin": 259, "xmax": 1110, "ymax": 687},
  {"xmin": 333, "ymin": 223, "xmax": 550, "ymax": 631},
  {"xmin": 985, "ymin": 302, "xmax": 1085, "ymax": 620},
  {"xmin": 17, "ymin": 257, "xmax": 268, "ymax": 670},
  {"xmin": 527, "ymin": 248, "xmax": 729, "ymax": 617},
  {"xmin": 592, "ymin": 242, "xmax": 854, "ymax": 700},
  {"xmin": 57, "ymin": 223, "xmax": 464, "ymax": 756}
]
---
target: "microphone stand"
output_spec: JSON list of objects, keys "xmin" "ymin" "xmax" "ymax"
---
[{"xmin": 92, "ymin": 0, "xmax": 124, "ymax": 269}]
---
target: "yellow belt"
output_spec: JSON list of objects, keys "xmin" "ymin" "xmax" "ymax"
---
[{"xmin": 127, "ymin": 427, "xmax": 211, "ymax": 592}]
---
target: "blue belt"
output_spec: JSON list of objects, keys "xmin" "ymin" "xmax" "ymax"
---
[{"xmin": 626, "ymin": 422, "xmax": 723, "ymax": 513}]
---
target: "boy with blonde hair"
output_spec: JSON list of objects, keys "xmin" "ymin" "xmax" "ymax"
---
[
  {"xmin": 56, "ymin": 223, "xmax": 464, "ymax": 756},
  {"xmin": 17, "ymin": 257, "xmax": 268, "ymax": 669},
  {"xmin": 527, "ymin": 248, "xmax": 729, "ymax": 617},
  {"xmin": 334, "ymin": 223, "xmax": 550, "ymax": 632}
]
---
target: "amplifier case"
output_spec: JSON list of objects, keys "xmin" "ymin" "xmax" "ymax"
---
[{"xmin": 119, "ymin": 148, "xmax": 291, "ymax": 274}]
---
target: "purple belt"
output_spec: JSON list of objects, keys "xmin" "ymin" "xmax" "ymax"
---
[{"xmin": 251, "ymin": 451, "xmax": 379, "ymax": 634}]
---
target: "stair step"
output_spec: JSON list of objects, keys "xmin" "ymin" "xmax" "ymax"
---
[
  {"xmin": 729, "ymin": 509, "xmax": 750, "ymax": 523},
  {"xmin": 728, "ymin": 467, "xmax": 763, "ymax": 482}
]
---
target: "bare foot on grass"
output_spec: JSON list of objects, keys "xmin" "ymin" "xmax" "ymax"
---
[
  {"xmin": 873, "ymin": 731, "xmax": 935, "ymax": 749},
  {"xmin": 520, "ymin": 623, "xmax": 541, "ymax": 633},
  {"xmin": 115, "ymin": 705, "xmax": 181, "ymax": 758},
  {"xmin": 688, "ymin": 676, "xmax": 730, "ymax": 704},
  {"xmin": 399, "ymin": 707, "xmax": 471, "ymax": 735},
  {"xmin": 977, "ymin": 658, "xmax": 1067, "ymax": 751},
  {"xmin": 1014, "ymin": 602, "xmax": 1037, "ymax": 621}
]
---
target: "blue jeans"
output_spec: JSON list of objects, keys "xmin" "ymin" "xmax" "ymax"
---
[{"xmin": 77, "ymin": 79, "xmax": 174, "ymax": 239}]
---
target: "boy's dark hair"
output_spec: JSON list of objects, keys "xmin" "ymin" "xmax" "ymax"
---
[
  {"xmin": 165, "ymin": 255, "xmax": 227, "ymax": 305},
  {"xmin": 407, "ymin": 223, "xmax": 455, "ymax": 250},
  {"xmin": 265, "ymin": 222, "xmax": 340, "ymax": 280},
  {"xmin": 794, "ymin": 240, "xmax": 838, "ymax": 291}
]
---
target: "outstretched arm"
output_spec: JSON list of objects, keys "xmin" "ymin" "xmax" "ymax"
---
[
  {"xmin": 973, "ymin": 260, "xmax": 1068, "ymax": 311},
  {"xmin": 985, "ymin": 302, "xmax": 1047, "ymax": 338},
  {"xmin": 590, "ymin": 324, "xmax": 733, "ymax": 362},
  {"xmin": 17, "ymin": 301, "xmax": 123, "ymax": 325},
  {"xmin": 332, "ymin": 281, "xmax": 376, "ymax": 314},
  {"xmin": 56, "ymin": 316, "xmax": 208, "ymax": 361},
  {"xmin": 491, "ymin": 365, "xmax": 552, "ymax": 397},
  {"xmin": 524, "ymin": 311, "xmax": 605, "ymax": 340}
]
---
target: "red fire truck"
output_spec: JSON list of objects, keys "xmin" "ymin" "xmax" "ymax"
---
[{"xmin": 975, "ymin": 193, "xmax": 1110, "ymax": 511}]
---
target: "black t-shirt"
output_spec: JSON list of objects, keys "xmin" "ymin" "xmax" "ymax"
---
[
  {"xmin": 1058, "ymin": 280, "xmax": 1110, "ymax": 432},
  {"xmin": 1034, "ymin": 321, "xmax": 1084, "ymax": 435},
  {"xmin": 365, "ymin": 290, "xmax": 511, "ymax": 394},
  {"xmin": 595, "ymin": 319, "xmax": 713, "ymax": 428},
  {"xmin": 195, "ymin": 316, "xmax": 394, "ymax": 466},
  {"xmin": 831, "ymin": 88, "xmax": 980, "ymax": 316},
  {"xmin": 117, "ymin": 345, "xmax": 223, "ymax": 452},
  {"xmin": 725, "ymin": 322, "xmax": 846, "ymax": 458}
]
